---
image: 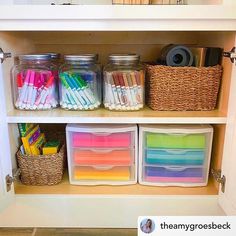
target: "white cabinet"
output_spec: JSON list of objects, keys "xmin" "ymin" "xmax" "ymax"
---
[{"xmin": 0, "ymin": 5, "xmax": 236, "ymax": 227}]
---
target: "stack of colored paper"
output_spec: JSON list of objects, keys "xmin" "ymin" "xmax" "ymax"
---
[
  {"xmin": 74, "ymin": 166, "xmax": 130, "ymax": 181},
  {"xmin": 74, "ymin": 149, "xmax": 132, "ymax": 165},
  {"xmin": 72, "ymin": 132, "xmax": 131, "ymax": 148}
]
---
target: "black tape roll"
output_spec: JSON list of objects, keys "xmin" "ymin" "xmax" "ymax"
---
[{"xmin": 161, "ymin": 44, "xmax": 194, "ymax": 67}]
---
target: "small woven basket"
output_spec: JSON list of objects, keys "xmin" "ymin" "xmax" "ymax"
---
[
  {"xmin": 146, "ymin": 65, "xmax": 223, "ymax": 111},
  {"xmin": 17, "ymin": 144, "xmax": 65, "ymax": 186}
]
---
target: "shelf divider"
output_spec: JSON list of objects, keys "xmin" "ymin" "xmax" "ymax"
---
[{"xmin": 7, "ymin": 108, "xmax": 227, "ymax": 124}]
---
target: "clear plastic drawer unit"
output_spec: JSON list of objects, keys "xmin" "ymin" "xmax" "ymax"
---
[
  {"xmin": 139, "ymin": 124, "xmax": 213, "ymax": 187},
  {"xmin": 66, "ymin": 124, "xmax": 138, "ymax": 185}
]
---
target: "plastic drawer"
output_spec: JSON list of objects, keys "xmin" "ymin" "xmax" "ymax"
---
[
  {"xmin": 73, "ymin": 166, "xmax": 131, "ymax": 181},
  {"xmin": 145, "ymin": 149, "xmax": 205, "ymax": 165},
  {"xmin": 146, "ymin": 133, "xmax": 206, "ymax": 149},
  {"xmin": 66, "ymin": 124, "xmax": 138, "ymax": 185},
  {"xmin": 73, "ymin": 148, "xmax": 133, "ymax": 166},
  {"xmin": 144, "ymin": 166, "xmax": 204, "ymax": 183},
  {"xmin": 72, "ymin": 132, "xmax": 132, "ymax": 148}
]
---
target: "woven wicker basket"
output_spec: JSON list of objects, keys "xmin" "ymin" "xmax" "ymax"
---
[
  {"xmin": 146, "ymin": 65, "xmax": 223, "ymax": 111},
  {"xmin": 17, "ymin": 144, "xmax": 65, "ymax": 186}
]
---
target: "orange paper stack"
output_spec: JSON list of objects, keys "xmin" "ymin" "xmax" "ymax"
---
[
  {"xmin": 74, "ymin": 149, "xmax": 132, "ymax": 165},
  {"xmin": 74, "ymin": 166, "xmax": 130, "ymax": 181}
]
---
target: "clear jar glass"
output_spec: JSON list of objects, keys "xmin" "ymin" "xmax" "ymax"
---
[
  {"xmin": 46, "ymin": 53, "xmax": 61, "ymax": 105},
  {"xmin": 59, "ymin": 54, "xmax": 101, "ymax": 110},
  {"xmin": 46, "ymin": 52, "xmax": 61, "ymax": 66},
  {"xmin": 103, "ymin": 54, "xmax": 145, "ymax": 111},
  {"xmin": 11, "ymin": 54, "xmax": 59, "ymax": 110}
]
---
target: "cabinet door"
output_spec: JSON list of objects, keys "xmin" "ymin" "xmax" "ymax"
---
[
  {"xmin": 219, "ymin": 42, "xmax": 236, "ymax": 215},
  {"xmin": 0, "ymin": 56, "xmax": 14, "ymax": 212}
]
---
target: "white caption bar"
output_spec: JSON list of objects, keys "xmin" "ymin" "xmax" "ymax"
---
[{"xmin": 138, "ymin": 216, "xmax": 236, "ymax": 236}]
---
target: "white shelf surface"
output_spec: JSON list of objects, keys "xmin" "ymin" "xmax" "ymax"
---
[
  {"xmin": 0, "ymin": 195, "xmax": 225, "ymax": 227},
  {"xmin": 6, "ymin": 108, "xmax": 227, "ymax": 124},
  {"xmin": 0, "ymin": 5, "xmax": 236, "ymax": 30}
]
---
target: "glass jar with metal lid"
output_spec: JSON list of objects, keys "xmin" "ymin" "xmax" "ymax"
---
[
  {"xmin": 11, "ymin": 54, "xmax": 58, "ymax": 110},
  {"xmin": 46, "ymin": 53, "xmax": 61, "ymax": 104},
  {"xmin": 45, "ymin": 52, "xmax": 61, "ymax": 65},
  {"xmin": 59, "ymin": 54, "xmax": 101, "ymax": 110},
  {"xmin": 103, "ymin": 54, "xmax": 145, "ymax": 111}
]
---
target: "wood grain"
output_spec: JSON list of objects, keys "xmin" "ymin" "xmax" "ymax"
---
[
  {"xmin": 35, "ymin": 228, "xmax": 136, "ymax": 236},
  {"xmin": 14, "ymin": 173, "xmax": 218, "ymax": 195},
  {"xmin": 0, "ymin": 228, "xmax": 35, "ymax": 236},
  {"xmin": 0, "ymin": 228, "xmax": 136, "ymax": 236}
]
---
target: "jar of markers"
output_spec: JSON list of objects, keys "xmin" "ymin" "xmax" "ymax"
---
[
  {"xmin": 103, "ymin": 54, "xmax": 145, "ymax": 111},
  {"xmin": 11, "ymin": 54, "xmax": 59, "ymax": 110},
  {"xmin": 59, "ymin": 54, "xmax": 101, "ymax": 110}
]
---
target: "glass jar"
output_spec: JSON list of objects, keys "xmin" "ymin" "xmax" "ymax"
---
[
  {"xmin": 46, "ymin": 52, "xmax": 61, "ymax": 66},
  {"xmin": 11, "ymin": 54, "xmax": 59, "ymax": 110},
  {"xmin": 103, "ymin": 54, "xmax": 145, "ymax": 111},
  {"xmin": 46, "ymin": 53, "xmax": 61, "ymax": 104},
  {"xmin": 59, "ymin": 54, "xmax": 101, "ymax": 110}
]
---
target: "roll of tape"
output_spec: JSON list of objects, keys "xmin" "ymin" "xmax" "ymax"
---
[{"xmin": 161, "ymin": 45, "xmax": 194, "ymax": 67}]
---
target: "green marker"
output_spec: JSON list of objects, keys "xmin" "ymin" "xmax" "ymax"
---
[
  {"xmin": 73, "ymin": 74, "xmax": 98, "ymax": 107},
  {"xmin": 60, "ymin": 73, "xmax": 78, "ymax": 109},
  {"xmin": 71, "ymin": 74, "xmax": 95, "ymax": 109}
]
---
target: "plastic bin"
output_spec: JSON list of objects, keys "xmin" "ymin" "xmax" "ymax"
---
[
  {"xmin": 66, "ymin": 124, "xmax": 138, "ymax": 185},
  {"xmin": 145, "ymin": 149, "xmax": 205, "ymax": 165},
  {"xmin": 139, "ymin": 124, "xmax": 213, "ymax": 187}
]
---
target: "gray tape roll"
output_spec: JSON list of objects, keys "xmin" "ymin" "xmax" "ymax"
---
[{"xmin": 161, "ymin": 45, "xmax": 193, "ymax": 67}]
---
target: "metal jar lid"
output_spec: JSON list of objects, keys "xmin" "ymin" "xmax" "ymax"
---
[
  {"xmin": 45, "ymin": 52, "xmax": 61, "ymax": 60},
  {"xmin": 64, "ymin": 54, "xmax": 98, "ymax": 63},
  {"xmin": 19, "ymin": 54, "xmax": 51, "ymax": 61},
  {"xmin": 109, "ymin": 54, "xmax": 140, "ymax": 63}
]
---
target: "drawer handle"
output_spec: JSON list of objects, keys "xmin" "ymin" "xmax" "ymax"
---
[
  {"xmin": 165, "ymin": 150, "xmax": 188, "ymax": 154},
  {"xmin": 168, "ymin": 133, "xmax": 188, "ymax": 137},
  {"xmin": 92, "ymin": 132, "xmax": 111, "ymax": 136},
  {"xmin": 90, "ymin": 149, "xmax": 113, "ymax": 153},
  {"xmin": 92, "ymin": 165, "xmax": 114, "ymax": 170},
  {"xmin": 164, "ymin": 167, "xmax": 187, "ymax": 171}
]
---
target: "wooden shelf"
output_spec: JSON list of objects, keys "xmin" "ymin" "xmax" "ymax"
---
[
  {"xmin": 14, "ymin": 173, "xmax": 218, "ymax": 195},
  {"xmin": 7, "ymin": 108, "xmax": 227, "ymax": 124}
]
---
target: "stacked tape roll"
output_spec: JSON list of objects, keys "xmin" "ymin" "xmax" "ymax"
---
[{"xmin": 161, "ymin": 44, "xmax": 194, "ymax": 67}]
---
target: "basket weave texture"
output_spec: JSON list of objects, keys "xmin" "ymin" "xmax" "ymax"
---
[
  {"xmin": 17, "ymin": 144, "xmax": 65, "ymax": 186},
  {"xmin": 146, "ymin": 65, "xmax": 222, "ymax": 111}
]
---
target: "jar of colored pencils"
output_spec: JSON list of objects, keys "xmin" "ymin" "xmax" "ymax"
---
[
  {"xmin": 59, "ymin": 54, "xmax": 101, "ymax": 110},
  {"xmin": 11, "ymin": 54, "xmax": 59, "ymax": 110},
  {"xmin": 104, "ymin": 54, "xmax": 145, "ymax": 111}
]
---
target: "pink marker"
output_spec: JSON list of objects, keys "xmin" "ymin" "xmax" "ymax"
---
[
  {"xmin": 26, "ymin": 70, "xmax": 35, "ymax": 109},
  {"xmin": 15, "ymin": 73, "xmax": 23, "ymax": 108},
  {"xmin": 31, "ymin": 73, "xmax": 40, "ymax": 109},
  {"xmin": 35, "ymin": 76, "xmax": 54, "ymax": 109},
  {"xmin": 37, "ymin": 73, "xmax": 45, "ymax": 94},
  {"xmin": 18, "ymin": 70, "xmax": 31, "ymax": 109}
]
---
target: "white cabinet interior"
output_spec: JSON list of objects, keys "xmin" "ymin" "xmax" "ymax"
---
[
  {"xmin": 0, "ymin": 30, "xmax": 234, "ymax": 196},
  {"xmin": 1, "ymin": 31, "xmax": 234, "ymax": 117}
]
